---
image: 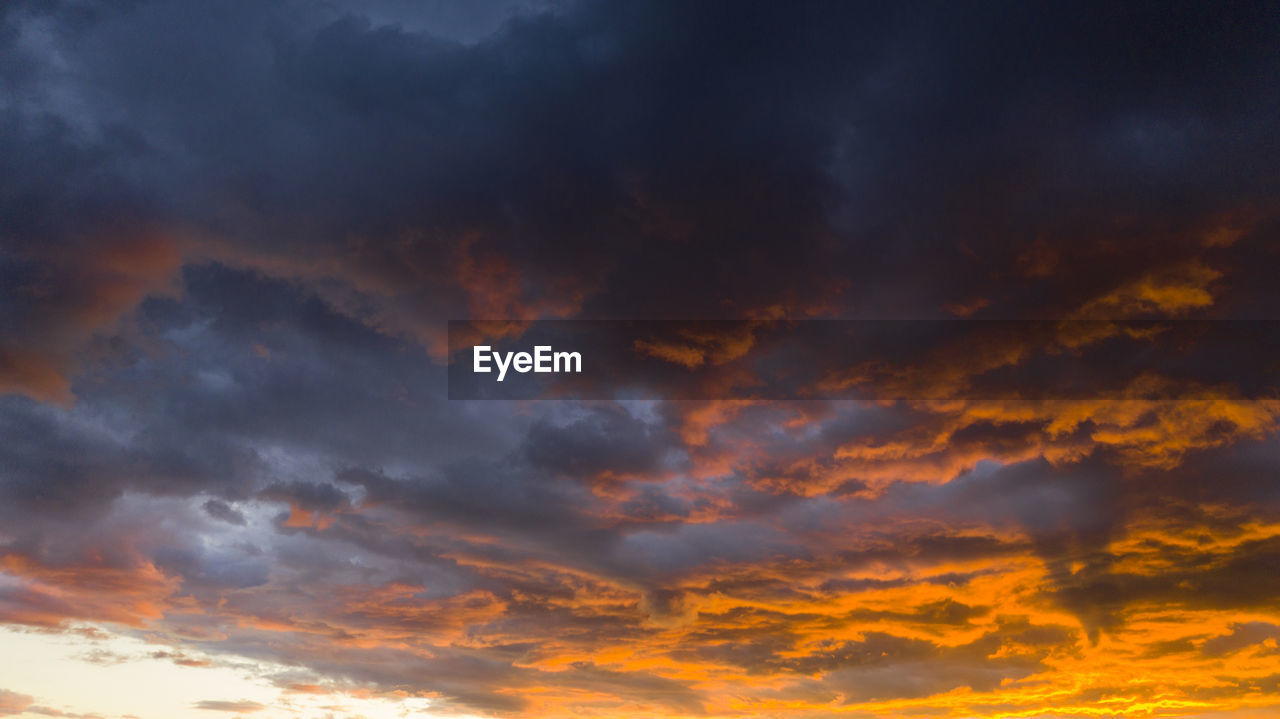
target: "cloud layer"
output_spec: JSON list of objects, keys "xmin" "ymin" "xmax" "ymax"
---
[{"xmin": 2, "ymin": 1, "xmax": 1280, "ymax": 717}]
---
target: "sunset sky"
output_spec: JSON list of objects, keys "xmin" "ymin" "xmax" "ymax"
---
[{"xmin": 3, "ymin": 1, "xmax": 1280, "ymax": 718}]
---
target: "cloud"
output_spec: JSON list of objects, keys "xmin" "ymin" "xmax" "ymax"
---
[
  {"xmin": 192, "ymin": 700, "xmax": 265, "ymax": 713},
  {"xmin": 0, "ymin": 230, "xmax": 182, "ymax": 404},
  {"xmin": 0, "ymin": 690, "xmax": 34, "ymax": 716},
  {"xmin": 202, "ymin": 500, "xmax": 247, "ymax": 526},
  {"xmin": 0, "ymin": 0, "xmax": 1279, "ymax": 717}
]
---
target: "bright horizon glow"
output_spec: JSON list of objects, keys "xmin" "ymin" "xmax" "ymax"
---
[{"xmin": 0, "ymin": 624, "xmax": 448, "ymax": 719}]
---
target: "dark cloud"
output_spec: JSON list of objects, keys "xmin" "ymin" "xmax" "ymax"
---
[
  {"xmin": 1201, "ymin": 622, "xmax": 1280, "ymax": 657},
  {"xmin": 522, "ymin": 404, "xmax": 672, "ymax": 482},
  {"xmin": 1, "ymin": 0, "xmax": 1279, "ymax": 716},
  {"xmin": 202, "ymin": 499, "xmax": 247, "ymax": 526}
]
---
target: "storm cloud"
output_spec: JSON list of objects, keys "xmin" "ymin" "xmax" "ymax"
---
[{"xmin": 2, "ymin": 1, "xmax": 1280, "ymax": 717}]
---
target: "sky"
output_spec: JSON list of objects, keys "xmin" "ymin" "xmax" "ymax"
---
[{"xmin": 2, "ymin": 1, "xmax": 1280, "ymax": 718}]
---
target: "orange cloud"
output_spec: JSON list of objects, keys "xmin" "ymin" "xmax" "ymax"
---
[
  {"xmin": 0, "ymin": 229, "xmax": 182, "ymax": 405},
  {"xmin": 1073, "ymin": 261, "xmax": 1222, "ymax": 319}
]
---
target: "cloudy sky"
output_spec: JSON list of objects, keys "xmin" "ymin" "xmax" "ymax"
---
[{"xmin": 2, "ymin": 1, "xmax": 1280, "ymax": 717}]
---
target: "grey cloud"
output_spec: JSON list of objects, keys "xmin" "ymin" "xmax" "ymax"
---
[
  {"xmin": 202, "ymin": 499, "xmax": 247, "ymax": 526},
  {"xmin": 1, "ymin": 0, "xmax": 1279, "ymax": 715}
]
